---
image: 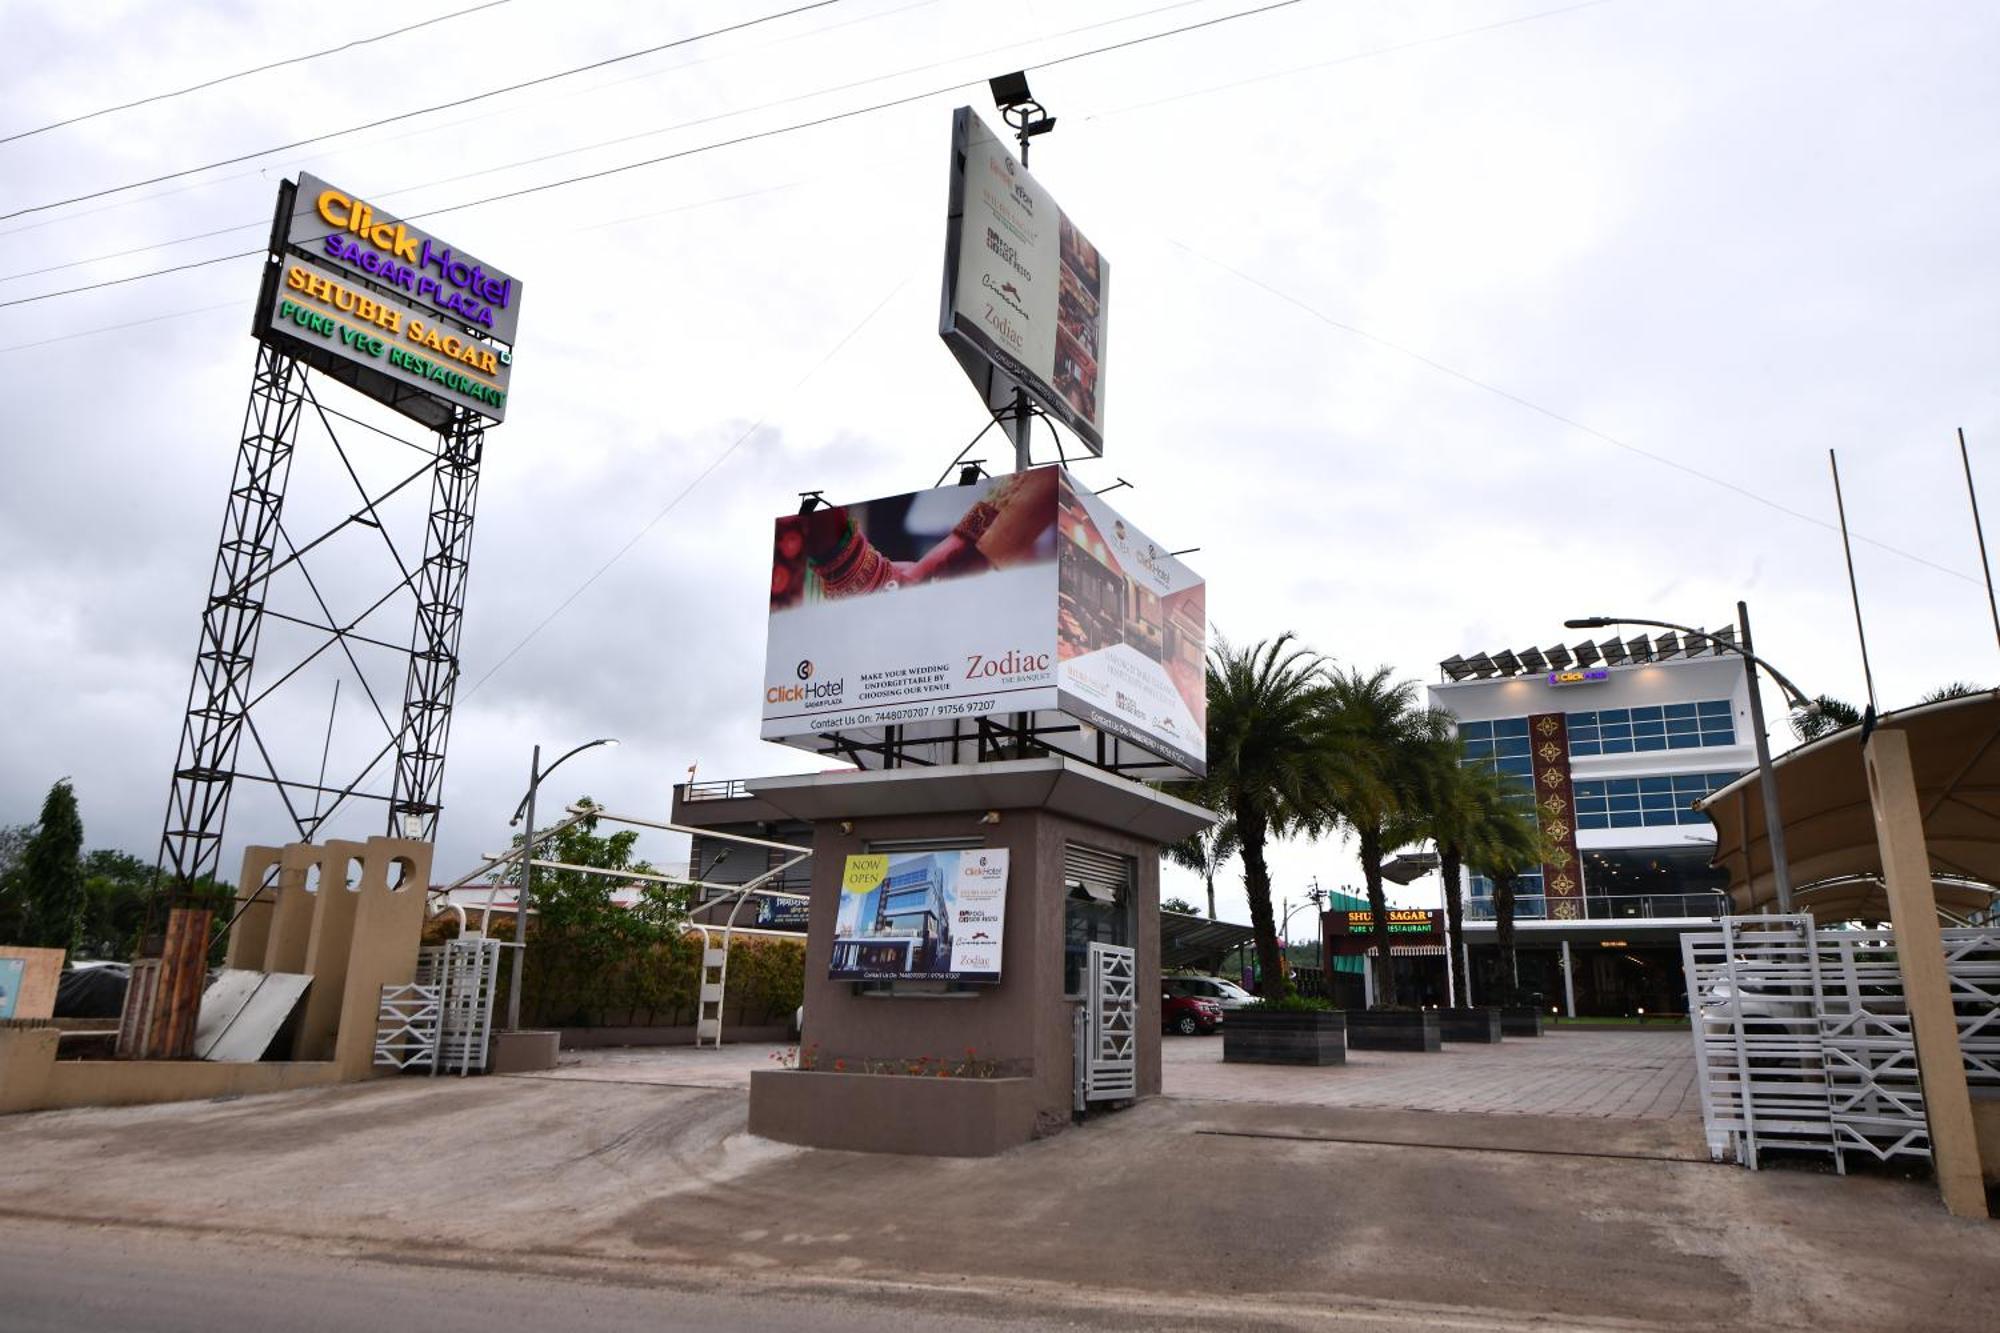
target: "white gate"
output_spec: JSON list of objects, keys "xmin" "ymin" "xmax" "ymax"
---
[
  {"xmin": 1084, "ymin": 943, "xmax": 1137, "ymax": 1102},
  {"xmin": 1684, "ymin": 917, "xmax": 2000, "ymax": 1171},
  {"xmin": 375, "ymin": 933, "xmax": 504, "ymax": 1075}
]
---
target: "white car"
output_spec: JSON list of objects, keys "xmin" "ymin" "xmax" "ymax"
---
[
  {"xmin": 1698, "ymin": 978, "xmax": 1812, "ymax": 1023},
  {"xmin": 1164, "ymin": 975, "xmax": 1259, "ymax": 1010}
]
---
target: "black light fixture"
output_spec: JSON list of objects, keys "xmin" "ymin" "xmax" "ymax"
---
[
  {"xmin": 1492, "ymin": 649, "xmax": 1521, "ymax": 677},
  {"xmin": 989, "ymin": 70, "xmax": 1055, "ymax": 162},
  {"xmin": 1545, "ymin": 644, "xmax": 1573, "ymax": 670},
  {"xmin": 1466, "ymin": 653, "xmax": 1497, "ymax": 679},
  {"xmin": 1519, "ymin": 647, "xmax": 1548, "ymax": 674},
  {"xmin": 1653, "ymin": 630, "xmax": 1680, "ymax": 659},
  {"xmin": 1625, "ymin": 633, "xmax": 1654, "ymax": 663},
  {"xmin": 1600, "ymin": 637, "xmax": 1628, "ymax": 666},
  {"xmin": 1440, "ymin": 655, "xmax": 1474, "ymax": 681},
  {"xmin": 958, "ymin": 462, "xmax": 985, "ymax": 486},
  {"xmin": 1572, "ymin": 640, "xmax": 1601, "ymax": 668},
  {"xmin": 797, "ymin": 490, "xmax": 825, "ymax": 515}
]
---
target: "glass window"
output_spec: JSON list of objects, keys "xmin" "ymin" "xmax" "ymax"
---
[
  {"xmin": 1663, "ymin": 702, "xmax": 1696, "ymax": 720},
  {"xmin": 1697, "ymin": 700, "xmax": 1731, "ymax": 718},
  {"xmin": 1495, "ymin": 718, "xmax": 1530, "ymax": 737},
  {"xmin": 1459, "ymin": 720, "xmax": 1493, "ymax": 740}
]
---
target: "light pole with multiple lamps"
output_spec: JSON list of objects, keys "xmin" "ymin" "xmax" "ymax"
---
[
  {"xmin": 1565, "ymin": 604, "xmax": 1815, "ymax": 913},
  {"xmin": 503, "ymin": 736, "xmax": 619, "ymax": 1032}
]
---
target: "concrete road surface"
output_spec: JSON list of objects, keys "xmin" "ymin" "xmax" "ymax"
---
[{"xmin": 3, "ymin": 1049, "xmax": 1997, "ymax": 1331}]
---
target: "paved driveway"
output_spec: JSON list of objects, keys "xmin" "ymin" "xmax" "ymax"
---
[{"xmin": 1163, "ymin": 1026, "xmax": 1698, "ymax": 1119}]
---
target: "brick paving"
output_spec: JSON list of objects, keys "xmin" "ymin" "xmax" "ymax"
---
[{"xmin": 1163, "ymin": 1026, "xmax": 1699, "ymax": 1120}]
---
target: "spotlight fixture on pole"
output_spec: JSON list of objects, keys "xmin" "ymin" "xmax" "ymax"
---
[
  {"xmin": 797, "ymin": 491, "xmax": 825, "ymax": 515},
  {"xmin": 989, "ymin": 71, "xmax": 1055, "ymax": 164}
]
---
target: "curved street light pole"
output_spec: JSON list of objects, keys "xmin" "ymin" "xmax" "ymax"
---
[
  {"xmin": 1566, "ymin": 606, "xmax": 1802, "ymax": 913},
  {"xmin": 504, "ymin": 737, "xmax": 618, "ymax": 1032}
]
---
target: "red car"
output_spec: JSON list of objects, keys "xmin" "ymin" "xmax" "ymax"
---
[{"xmin": 1162, "ymin": 990, "xmax": 1223, "ymax": 1036}]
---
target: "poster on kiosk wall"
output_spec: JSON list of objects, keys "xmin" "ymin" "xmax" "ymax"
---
[
  {"xmin": 760, "ymin": 468, "xmax": 1205, "ymax": 775},
  {"xmin": 831, "ymin": 849, "xmax": 1010, "ymax": 983}
]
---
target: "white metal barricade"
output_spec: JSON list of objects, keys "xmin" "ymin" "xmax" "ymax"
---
[
  {"xmin": 1684, "ymin": 917, "xmax": 2000, "ymax": 1172},
  {"xmin": 374, "ymin": 933, "xmax": 503, "ymax": 1075}
]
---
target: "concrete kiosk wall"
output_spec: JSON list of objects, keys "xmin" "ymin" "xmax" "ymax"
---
[{"xmin": 735, "ymin": 758, "xmax": 1212, "ymax": 1156}]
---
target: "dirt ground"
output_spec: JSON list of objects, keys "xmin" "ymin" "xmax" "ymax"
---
[{"xmin": 3, "ymin": 1058, "xmax": 1996, "ymax": 1330}]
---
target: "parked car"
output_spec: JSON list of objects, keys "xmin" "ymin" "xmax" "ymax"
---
[
  {"xmin": 1162, "ymin": 990, "xmax": 1223, "ymax": 1036},
  {"xmin": 1165, "ymin": 975, "xmax": 1258, "ymax": 1010}
]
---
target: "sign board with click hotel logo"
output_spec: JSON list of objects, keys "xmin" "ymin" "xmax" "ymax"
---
[
  {"xmin": 939, "ymin": 107, "xmax": 1109, "ymax": 455},
  {"xmin": 830, "ymin": 849, "xmax": 1010, "ymax": 983},
  {"xmin": 1547, "ymin": 668, "xmax": 1610, "ymax": 687},
  {"xmin": 762, "ymin": 466, "xmax": 1205, "ymax": 776},
  {"xmin": 252, "ymin": 173, "xmax": 521, "ymax": 429}
]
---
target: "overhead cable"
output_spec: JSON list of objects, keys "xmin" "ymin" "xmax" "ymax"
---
[{"xmin": 0, "ymin": 1, "xmax": 517, "ymax": 145}]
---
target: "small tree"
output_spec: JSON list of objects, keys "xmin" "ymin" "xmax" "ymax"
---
[
  {"xmin": 1424, "ymin": 757, "xmax": 1522, "ymax": 1007},
  {"xmin": 1162, "ymin": 818, "xmax": 1239, "ymax": 921},
  {"xmin": 1161, "ymin": 896, "xmax": 1202, "ymax": 916},
  {"xmin": 16, "ymin": 780, "xmax": 85, "ymax": 952},
  {"xmin": 1466, "ymin": 806, "xmax": 1545, "ymax": 1007}
]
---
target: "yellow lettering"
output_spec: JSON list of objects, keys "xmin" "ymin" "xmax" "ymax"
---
[
  {"xmin": 315, "ymin": 190, "xmax": 351, "ymax": 230},
  {"xmin": 305, "ymin": 273, "xmax": 334, "ymax": 302},
  {"xmin": 286, "ymin": 266, "xmax": 308, "ymax": 292}
]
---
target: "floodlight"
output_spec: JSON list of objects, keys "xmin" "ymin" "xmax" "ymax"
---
[
  {"xmin": 1683, "ymin": 629, "xmax": 1710, "ymax": 655},
  {"xmin": 1492, "ymin": 649, "xmax": 1521, "ymax": 676},
  {"xmin": 990, "ymin": 71, "xmax": 1034, "ymax": 109},
  {"xmin": 1441, "ymin": 655, "xmax": 1474, "ymax": 682},
  {"xmin": 1600, "ymin": 638, "xmax": 1628, "ymax": 666},
  {"xmin": 797, "ymin": 491, "xmax": 825, "ymax": 515},
  {"xmin": 1466, "ymin": 653, "xmax": 1496, "ymax": 679},
  {"xmin": 1572, "ymin": 640, "xmax": 1601, "ymax": 667},
  {"xmin": 1519, "ymin": 647, "xmax": 1548, "ymax": 674},
  {"xmin": 1625, "ymin": 634, "xmax": 1654, "ymax": 663},
  {"xmin": 958, "ymin": 462, "xmax": 984, "ymax": 486},
  {"xmin": 1545, "ymin": 645, "xmax": 1573, "ymax": 670},
  {"xmin": 1653, "ymin": 631, "xmax": 1679, "ymax": 659}
]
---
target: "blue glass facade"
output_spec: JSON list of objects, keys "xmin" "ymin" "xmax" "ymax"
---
[
  {"xmin": 1572, "ymin": 771, "xmax": 1742, "ymax": 830},
  {"xmin": 1565, "ymin": 699, "xmax": 1735, "ymax": 755}
]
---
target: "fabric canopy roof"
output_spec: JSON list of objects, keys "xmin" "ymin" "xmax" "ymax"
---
[
  {"xmin": 1698, "ymin": 690, "xmax": 2000, "ymax": 920},
  {"xmin": 1160, "ymin": 910, "xmax": 1258, "ymax": 969}
]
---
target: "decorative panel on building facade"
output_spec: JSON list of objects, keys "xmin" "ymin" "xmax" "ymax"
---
[{"xmin": 1528, "ymin": 712, "xmax": 1584, "ymax": 919}]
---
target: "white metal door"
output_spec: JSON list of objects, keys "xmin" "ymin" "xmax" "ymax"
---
[{"xmin": 1085, "ymin": 943, "xmax": 1137, "ymax": 1102}]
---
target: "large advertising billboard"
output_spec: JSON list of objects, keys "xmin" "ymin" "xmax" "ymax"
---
[
  {"xmin": 253, "ymin": 173, "xmax": 520, "ymax": 429},
  {"xmin": 761, "ymin": 467, "xmax": 1204, "ymax": 774},
  {"xmin": 940, "ymin": 108, "xmax": 1109, "ymax": 455},
  {"xmin": 831, "ymin": 849, "xmax": 1009, "ymax": 983}
]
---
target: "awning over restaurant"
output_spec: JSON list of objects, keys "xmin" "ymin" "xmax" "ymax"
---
[{"xmin": 1697, "ymin": 691, "xmax": 2000, "ymax": 921}]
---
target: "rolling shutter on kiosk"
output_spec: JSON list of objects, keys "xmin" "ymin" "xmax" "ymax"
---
[
  {"xmin": 1064, "ymin": 844, "xmax": 1132, "ymax": 901},
  {"xmin": 1064, "ymin": 843, "xmax": 1134, "ymax": 994}
]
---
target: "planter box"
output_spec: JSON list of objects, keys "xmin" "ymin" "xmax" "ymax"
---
[
  {"xmin": 1499, "ymin": 1006, "xmax": 1545, "ymax": 1038},
  {"xmin": 1437, "ymin": 1008, "xmax": 1503, "ymax": 1044},
  {"xmin": 749, "ymin": 1069, "xmax": 1039, "ymax": 1157},
  {"xmin": 1223, "ymin": 1008, "xmax": 1346, "ymax": 1066},
  {"xmin": 1346, "ymin": 1009, "xmax": 1441, "ymax": 1052}
]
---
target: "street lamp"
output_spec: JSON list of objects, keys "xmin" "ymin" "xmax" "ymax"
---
[
  {"xmin": 503, "ymin": 736, "xmax": 618, "ymax": 1032},
  {"xmin": 1565, "ymin": 603, "xmax": 1812, "ymax": 913}
]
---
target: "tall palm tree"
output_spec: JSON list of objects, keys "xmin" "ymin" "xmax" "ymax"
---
[
  {"xmin": 1163, "ymin": 818, "xmax": 1240, "ymax": 921},
  {"xmin": 1791, "ymin": 694, "xmax": 1861, "ymax": 743},
  {"xmin": 1322, "ymin": 667, "xmax": 1454, "ymax": 1008},
  {"xmin": 1200, "ymin": 634, "xmax": 1346, "ymax": 998},
  {"xmin": 1465, "ymin": 808, "xmax": 1546, "ymax": 1007},
  {"xmin": 1423, "ymin": 757, "xmax": 1528, "ymax": 1007}
]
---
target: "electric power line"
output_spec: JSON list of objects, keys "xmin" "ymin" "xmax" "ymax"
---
[
  {"xmin": 1169, "ymin": 236, "xmax": 1982, "ymax": 588},
  {"xmin": 0, "ymin": 0, "xmax": 1308, "ymax": 311},
  {"xmin": 0, "ymin": 1, "xmax": 840, "ymax": 223},
  {"xmin": 0, "ymin": 0, "xmax": 1212, "ymax": 288},
  {"xmin": 1, "ymin": 0, "xmax": 517, "ymax": 146}
]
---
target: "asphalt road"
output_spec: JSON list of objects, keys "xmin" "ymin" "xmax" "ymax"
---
[{"xmin": 0, "ymin": 1218, "xmax": 1090, "ymax": 1333}]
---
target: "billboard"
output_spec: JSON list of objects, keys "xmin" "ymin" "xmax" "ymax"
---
[
  {"xmin": 940, "ymin": 107, "xmax": 1109, "ymax": 455},
  {"xmin": 253, "ymin": 173, "xmax": 520, "ymax": 428},
  {"xmin": 830, "ymin": 849, "xmax": 1009, "ymax": 982},
  {"xmin": 761, "ymin": 466, "xmax": 1204, "ymax": 774}
]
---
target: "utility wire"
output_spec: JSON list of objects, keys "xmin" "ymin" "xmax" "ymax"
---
[
  {"xmin": 0, "ymin": 0, "xmax": 1209, "ymax": 287},
  {"xmin": 0, "ymin": 0, "xmax": 1306, "ymax": 311},
  {"xmin": 0, "ymin": 2, "xmax": 839, "ymax": 222},
  {"xmin": 1170, "ymin": 236, "xmax": 1982, "ymax": 588},
  {"xmin": 1, "ymin": 0, "xmax": 517, "ymax": 145}
]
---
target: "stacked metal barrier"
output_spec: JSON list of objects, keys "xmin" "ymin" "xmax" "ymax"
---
[{"xmin": 374, "ymin": 933, "xmax": 503, "ymax": 1075}]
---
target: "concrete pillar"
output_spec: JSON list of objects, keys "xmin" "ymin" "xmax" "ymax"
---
[
  {"xmin": 224, "ymin": 844, "xmax": 284, "ymax": 970},
  {"xmin": 332, "ymin": 837, "xmax": 432, "ymax": 1079},
  {"xmin": 1863, "ymin": 729, "xmax": 1987, "ymax": 1219},
  {"xmin": 261, "ymin": 844, "xmax": 322, "ymax": 975},
  {"xmin": 293, "ymin": 840, "xmax": 370, "ymax": 1061},
  {"xmin": 1561, "ymin": 939, "xmax": 1577, "ymax": 1018}
]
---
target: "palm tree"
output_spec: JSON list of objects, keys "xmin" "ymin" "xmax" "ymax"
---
[
  {"xmin": 1200, "ymin": 634, "xmax": 1346, "ymax": 998},
  {"xmin": 1163, "ymin": 818, "xmax": 1240, "ymax": 920},
  {"xmin": 1465, "ymin": 808, "xmax": 1546, "ymax": 1007},
  {"xmin": 1792, "ymin": 694, "xmax": 1861, "ymax": 743},
  {"xmin": 1423, "ymin": 757, "xmax": 1530, "ymax": 1007},
  {"xmin": 1322, "ymin": 667, "xmax": 1455, "ymax": 1008}
]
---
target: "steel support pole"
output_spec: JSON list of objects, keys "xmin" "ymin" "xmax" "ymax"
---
[
  {"xmin": 1561, "ymin": 939, "xmax": 1576, "ymax": 1017},
  {"xmin": 504, "ymin": 744, "xmax": 538, "ymax": 1032},
  {"xmin": 1737, "ymin": 602, "xmax": 1794, "ymax": 913}
]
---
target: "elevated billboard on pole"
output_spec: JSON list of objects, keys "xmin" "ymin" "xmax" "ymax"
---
[
  {"xmin": 761, "ymin": 467, "xmax": 1203, "ymax": 776},
  {"xmin": 939, "ymin": 108, "xmax": 1109, "ymax": 455}
]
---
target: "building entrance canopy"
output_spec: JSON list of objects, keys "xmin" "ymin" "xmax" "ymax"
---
[{"xmin": 1698, "ymin": 691, "xmax": 2000, "ymax": 921}]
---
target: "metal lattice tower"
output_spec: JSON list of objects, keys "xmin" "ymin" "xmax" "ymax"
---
[
  {"xmin": 157, "ymin": 343, "xmax": 307, "ymax": 903},
  {"xmin": 388, "ymin": 409, "xmax": 484, "ymax": 842}
]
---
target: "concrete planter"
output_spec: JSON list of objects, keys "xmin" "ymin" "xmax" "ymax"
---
[
  {"xmin": 1438, "ymin": 1008, "xmax": 1504, "ymax": 1044},
  {"xmin": 1499, "ymin": 1006, "xmax": 1546, "ymax": 1037},
  {"xmin": 1223, "ymin": 1008, "xmax": 1346, "ymax": 1066},
  {"xmin": 1346, "ymin": 1009, "xmax": 1441, "ymax": 1052},
  {"xmin": 749, "ymin": 1069, "xmax": 1040, "ymax": 1157}
]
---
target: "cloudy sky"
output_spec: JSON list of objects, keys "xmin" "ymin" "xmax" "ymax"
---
[{"xmin": 3, "ymin": 0, "xmax": 1997, "ymax": 931}]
